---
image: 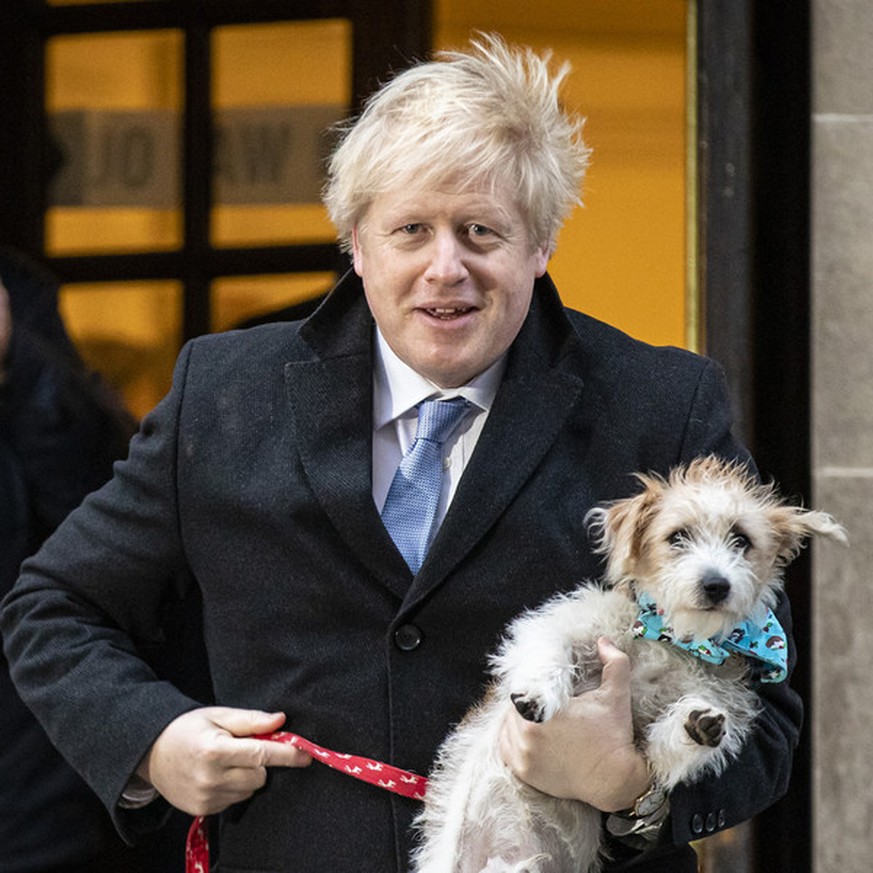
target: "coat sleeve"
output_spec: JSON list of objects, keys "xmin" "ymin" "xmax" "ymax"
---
[{"xmin": 0, "ymin": 341, "xmax": 205, "ymax": 840}]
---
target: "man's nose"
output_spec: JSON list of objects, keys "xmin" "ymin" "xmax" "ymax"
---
[{"xmin": 423, "ymin": 230, "xmax": 469, "ymax": 284}]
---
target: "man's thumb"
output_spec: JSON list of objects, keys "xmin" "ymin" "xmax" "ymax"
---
[
  {"xmin": 596, "ymin": 636, "xmax": 631, "ymax": 691},
  {"xmin": 213, "ymin": 706, "xmax": 287, "ymax": 738}
]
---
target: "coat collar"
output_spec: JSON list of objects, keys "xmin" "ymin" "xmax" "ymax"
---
[{"xmin": 284, "ymin": 270, "xmax": 589, "ymax": 603}]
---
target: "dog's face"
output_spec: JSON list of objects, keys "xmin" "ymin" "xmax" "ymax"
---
[{"xmin": 588, "ymin": 457, "xmax": 846, "ymax": 641}]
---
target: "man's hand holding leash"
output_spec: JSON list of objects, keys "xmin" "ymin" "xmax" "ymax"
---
[{"xmin": 137, "ymin": 707, "xmax": 312, "ymax": 816}]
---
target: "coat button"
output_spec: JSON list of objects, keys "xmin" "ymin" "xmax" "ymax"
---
[
  {"xmin": 705, "ymin": 812, "xmax": 717, "ymax": 833},
  {"xmin": 718, "ymin": 809, "xmax": 727, "ymax": 829},
  {"xmin": 394, "ymin": 624, "xmax": 423, "ymax": 651},
  {"xmin": 691, "ymin": 813, "xmax": 704, "ymax": 836}
]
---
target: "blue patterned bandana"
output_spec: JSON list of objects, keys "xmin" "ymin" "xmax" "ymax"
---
[{"xmin": 633, "ymin": 592, "xmax": 788, "ymax": 683}]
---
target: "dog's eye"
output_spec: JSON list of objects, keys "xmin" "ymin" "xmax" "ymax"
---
[
  {"xmin": 668, "ymin": 529, "xmax": 690, "ymax": 548},
  {"xmin": 730, "ymin": 527, "xmax": 753, "ymax": 553}
]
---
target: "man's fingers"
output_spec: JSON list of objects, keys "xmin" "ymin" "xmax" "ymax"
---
[
  {"xmin": 223, "ymin": 734, "xmax": 313, "ymax": 770},
  {"xmin": 259, "ymin": 739, "xmax": 313, "ymax": 768},
  {"xmin": 498, "ymin": 638, "xmax": 644, "ymax": 807}
]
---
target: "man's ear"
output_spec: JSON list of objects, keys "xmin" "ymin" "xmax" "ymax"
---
[
  {"xmin": 351, "ymin": 226, "xmax": 364, "ymax": 277},
  {"xmin": 534, "ymin": 242, "xmax": 551, "ymax": 278}
]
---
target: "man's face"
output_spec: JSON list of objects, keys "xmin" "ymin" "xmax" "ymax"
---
[{"xmin": 352, "ymin": 186, "xmax": 549, "ymax": 388}]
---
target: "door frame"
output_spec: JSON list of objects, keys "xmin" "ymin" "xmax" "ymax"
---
[{"xmin": 697, "ymin": 3, "xmax": 812, "ymax": 870}]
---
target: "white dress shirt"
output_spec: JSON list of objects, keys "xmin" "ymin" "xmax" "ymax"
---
[{"xmin": 372, "ymin": 329, "xmax": 505, "ymax": 546}]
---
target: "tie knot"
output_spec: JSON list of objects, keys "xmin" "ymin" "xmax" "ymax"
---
[{"xmin": 415, "ymin": 397, "xmax": 470, "ymax": 445}]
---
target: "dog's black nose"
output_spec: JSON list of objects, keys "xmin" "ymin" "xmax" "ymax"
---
[{"xmin": 702, "ymin": 573, "xmax": 731, "ymax": 605}]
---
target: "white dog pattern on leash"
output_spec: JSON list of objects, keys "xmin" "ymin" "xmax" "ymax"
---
[{"xmin": 412, "ymin": 456, "xmax": 846, "ymax": 873}]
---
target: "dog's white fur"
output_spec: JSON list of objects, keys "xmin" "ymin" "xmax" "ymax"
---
[{"xmin": 412, "ymin": 456, "xmax": 846, "ymax": 873}]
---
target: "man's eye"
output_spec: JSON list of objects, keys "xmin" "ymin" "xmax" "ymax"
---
[
  {"xmin": 400, "ymin": 223, "xmax": 422, "ymax": 234},
  {"xmin": 468, "ymin": 223, "xmax": 493, "ymax": 237}
]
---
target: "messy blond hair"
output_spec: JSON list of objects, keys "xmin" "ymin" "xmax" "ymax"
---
[{"xmin": 323, "ymin": 33, "xmax": 590, "ymax": 254}]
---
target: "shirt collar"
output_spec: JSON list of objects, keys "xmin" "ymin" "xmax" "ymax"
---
[{"xmin": 372, "ymin": 328, "xmax": 505, "ymax": 430}]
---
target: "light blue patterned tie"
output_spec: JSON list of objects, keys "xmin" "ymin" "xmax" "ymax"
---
[{"xmin": 381, "ymin": 397, "xmax": 471, "ymax": 574}]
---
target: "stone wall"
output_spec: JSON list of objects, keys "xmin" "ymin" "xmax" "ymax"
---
[{"xmin": 811, "ymin": 3, "xmax": 873, "ymax": 870}]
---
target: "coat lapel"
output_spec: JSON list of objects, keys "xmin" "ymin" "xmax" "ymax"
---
[{"xmin": 284, "ymin": 274, "xmax": 412, "ymax": 598}]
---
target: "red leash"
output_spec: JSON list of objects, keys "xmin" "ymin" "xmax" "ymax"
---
[{"xmin": 185, "ymin": 731, "xmax": 428, "ymax": 872}]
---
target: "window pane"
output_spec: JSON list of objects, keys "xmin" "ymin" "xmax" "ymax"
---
[
  {"xmin": 46, "ymin": 31, "xmax": 183, "ymax": 255},
  {"xmin": 59, "ymin": 281, "xmax": 182, "ymax": 419},
  {"xmin": 211, "ymin": 19, "xmax": 351, "ymax": 248},
  {"xmin": 211, "ymin": 273, "xmax": 336, "ymax": 333}
]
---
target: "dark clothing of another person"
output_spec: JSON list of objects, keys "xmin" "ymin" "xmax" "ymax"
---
[{"xmin": 0, "ymin": 246, "xmax": 137, "ymax": 872}]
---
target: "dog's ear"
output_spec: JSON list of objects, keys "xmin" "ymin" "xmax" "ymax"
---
[
  {"xmin": 768, "ymin": 505, "xmax": 848, "ymax": 566},
  {"xmin": 587, "ymin": 477, "xmax": 662, "ymax": 585}
]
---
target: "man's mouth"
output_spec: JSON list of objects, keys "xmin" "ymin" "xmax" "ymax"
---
[{"xmin": 424, "ymin": 307, "xmax": 475, "ymax": 320}]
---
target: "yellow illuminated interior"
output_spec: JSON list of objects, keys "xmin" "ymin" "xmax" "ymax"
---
[
  {"xmin": 58, "ymin": 281, "xmax": 182, "ymax": 417},
  {"xmin": 51, "ymin": 3, "xmax": 690, "ymax": 419},
  {"xmin": 211, "ymin": 272, "xmax": 336, "ymax": 333},
  {"xmin": 436, "ymin": 0, "xmax": 690, "ymax": 351}
]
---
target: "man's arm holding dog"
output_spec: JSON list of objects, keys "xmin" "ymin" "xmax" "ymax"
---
[{"xmin": 501, "ymin": 595, "xmax": 802, "ymax": 845}]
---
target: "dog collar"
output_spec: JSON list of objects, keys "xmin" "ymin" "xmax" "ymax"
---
[
  {"xmin": 185, "ymin": 732, "xmax": 428, "ymax": 873},
  {"xmin": 633, "ymin": 593, "xmax": 788, "ymax": 683}
]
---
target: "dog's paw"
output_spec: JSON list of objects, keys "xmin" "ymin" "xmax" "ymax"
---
[
  {"xmin": 510, "ymin": 692, "xmax": 545, "ymax": 723},
  {"xmin": 684, "ymin": 709, "xmax": 725, "ymax": 747}
]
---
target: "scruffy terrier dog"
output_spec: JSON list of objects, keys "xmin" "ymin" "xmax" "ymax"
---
[{"xmin": 412, "ymin": 456, "xmax": 846, "ymax": 873}]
